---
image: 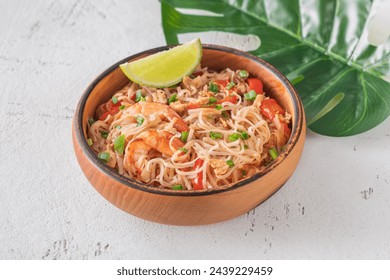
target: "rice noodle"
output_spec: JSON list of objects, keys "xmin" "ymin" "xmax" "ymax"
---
[{"xmin": 87, "ymin": 67, "xmax": 291, "ymax": 190}]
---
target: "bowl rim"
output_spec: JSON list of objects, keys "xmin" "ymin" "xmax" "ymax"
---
[{"xmin": 74, "ymin": 43, "xmax": 305, "ymax": 197}]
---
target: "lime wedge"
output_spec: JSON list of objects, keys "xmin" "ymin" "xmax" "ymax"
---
[{"xmin": 120, "ymin": 39, "xmax": 202, "ymax": 88}]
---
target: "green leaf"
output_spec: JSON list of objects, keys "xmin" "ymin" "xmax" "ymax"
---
[{"xmin": 161, "ymin": 0, "xmax": 390, "ymax": 136}]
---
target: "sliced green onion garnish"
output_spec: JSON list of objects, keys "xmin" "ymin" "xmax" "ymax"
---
[
  {"xmin": 114, "ymin": 134, "xmax": 125, "ymax": 155},
  {"xmin": 215, "ymin": 104, "xmax": 222, "ymax": 110},
  {"xmin": 240, "ymin": 131, "xmax": 249, "ymax": 140},
  {"xmin": 168, "ymin": 93, "xmax": 178, "ymax": 104},
  {"xmin": 208, "ymin": 97, "xmax": 217, "ymax": 104},
  {"xmin": 87, "ymin": 138, "xmax": 93, "ymax": 146},
  {"xmin": 101, "ymin": 131, "xmax": 108, "ymax": 139},
  {"xmin": 172, "ymin": 185, "xmax": 183, "ymax": 190},
  {"xmin": 244, "ymin": 90, "xmax": 257, "ymax": 101},
  {"xmin": 115, "ymin": 125, "xmax": 122, "ymax": 129},
  {"xmin": 228, "ymin": 133, "xmax": 241, "ymax": 142},
  {"xmin": 241, "ymin": 170, "xmax": 247, "ymax": 177},
  {"xmin": 136, "ymin": 116, "xmax": 144, "ymax": 127},
  {"xmin": 239, "ymin": 70, "xmax": 249, "ymax": 79},
  {"xmin": 269, "ymin": 147, "xmax": 278, "ymax": 160},
  {"xmin": 221, "ymin": 111, "xmax": 229, "ymax": 119},
  {"xmin": 98, "ymin": 151, "xmax": 110, "ymax": 163},
  {"xmin": 226, "ymin": 82, "xmax": 235, "ymax": 90},
  {"xmin": 88, "ymin": 117, "xmax": 95, "ymax": 126},
  {"xmin": 180, "ymin": 131, "xmax": 189, "ymax": 142},
  {"xmin": 210, "ymin": 131, "xmax": 222, "ymax": 140},
  {"xmin": 243, "ymin": 144, "xmax": 249, "ymax": 149},
  {"xmin": 112, "ymin": 96, "xmax": 118, "ymax": 104},
  {"xmin": 119, "ymin": 105, "xmax": 126, "ymax": 110},
  {"xmin": 135, "ymin": 90, "xmax": 145, "ymax": 102},
  {"xmin": 178, "ymin": 147, "xmax": 188, "ymax": 153},
  {"xmin": 226, "ymin": 160, "xmax": 235, "ymax": 167},
  {"xmin": 209, "ymin": 82, "xmax": 218, "ymax": 93}
]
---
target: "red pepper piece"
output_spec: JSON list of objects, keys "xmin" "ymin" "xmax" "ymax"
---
[
  {"xmin": 260, "ymin": 98, "xmax": 285, "ymax": 120},
  {"xmin": 217, "ymin": 95, "xmax": 238, "ymax": 105},
  {"xmin": 214, "ymin": 79, "xmax": 230, "ymax": 88},
  {"xmin": 187, "ymin": 103, "xmax": 201, "ymax": 109},
  {"xmin": 99, "ymin": 99, "xmax": 122, "ymax": 120},
  {"xmin": 247, "ymin": 78, "xmax": 264, "ymax": 94},
  {"xmin": 191, "ymin": 158, "xmax": 204, "ymax": 190}
]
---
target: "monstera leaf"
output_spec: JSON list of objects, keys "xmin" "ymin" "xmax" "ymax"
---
[{"xmin": 161, "ymin": 0, "xmax": 390, "ymax": 136}]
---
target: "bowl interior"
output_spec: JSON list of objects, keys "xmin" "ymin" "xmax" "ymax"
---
[{"xmin": 78, "ymin": 45, "xmax": 301, "ymax": 193}]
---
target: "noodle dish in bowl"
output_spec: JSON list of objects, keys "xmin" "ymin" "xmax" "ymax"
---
[
  {"xmin": 87, "ymin": 67, "xmax": 291, "ymax": 191},
  {"xmin": 72, "ymin": 41, "xmax": 306, "ymax": 225}
]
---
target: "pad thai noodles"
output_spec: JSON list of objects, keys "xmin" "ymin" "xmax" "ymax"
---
[{"xmin": 87, "ymin": 67, "xmax": 291, "ymax": 190}]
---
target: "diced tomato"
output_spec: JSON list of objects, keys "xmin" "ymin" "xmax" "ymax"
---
[
  {"xmin": 260, "ymin": 98, "xmax": 285, "ymax": 120},
  {"xmin": 106, "ymin": 99, "xmax": 122, "ymax": 110},
  {"xmin": 99, "ymin": 99, "xmax": 122, "ymax": 120},
  {"xmin": 99, "ymin": 111, "xmax": 110, "ymax": 121},
  {"xmin": 247, "ymin": 78, "xmax": 263, "ymax": 94},
  {"xmin": 217, "ymin": 95, "xmax": 239, "ymax": 104},
  {"xmin": 214, "ymin": 79, "xmax": 230, "ymax": 88},
  {"xmin": 191, "ymin": 158, "xmax": 204, "ymax": 190}
]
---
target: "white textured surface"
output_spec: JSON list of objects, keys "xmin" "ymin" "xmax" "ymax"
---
[{"xmin": 1, "ymin": 0, "xmax": 390, "ymax": 260}]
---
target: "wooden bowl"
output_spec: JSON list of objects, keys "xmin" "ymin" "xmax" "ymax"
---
[{"xmin": 72, "ymin": 44, "xmax": 306, "ymax": 225}]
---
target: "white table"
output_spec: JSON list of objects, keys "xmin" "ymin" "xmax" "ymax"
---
[{"xmin": 1, "ymin": 0, "xmax": 389, "ymax": 260}]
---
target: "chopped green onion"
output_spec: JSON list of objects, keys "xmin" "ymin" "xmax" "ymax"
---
[
  {"xmin": 172, "ymin": 185, "xmax": 183, "ymax": 190},
  {"xmin": 241, "ymin": 170, "xmax": 247, "ymax": 177},
  {"xmin": 180, "ymin": 131, "xmax": 189, "ymax": 142},
  {"xmin": 228, "ymin": 131, "xmax": 250, "ymax": 142},
  {"xmin": 114, "ymin": 134, "xmax": 125, "ymax": 155},
  {"xmin": 244, "ymin": 90, "xmax": 257, "ymax": 101},
  {"xmin": 119, "ymin": 105, "xmax": 126, "ymax": 110},
  {"xmin": 101, "ymin": 131, "xmax": 108, "ymax": 139},
  {"xmin": 88, "ymin": 117, "xmax": 95, "ymax": 126},
  {"xmin": 240, "ymin": 131, "xmax": 249, "ymax": 140},
  {"xmin": 111, "ymin": 96, "xmax": 118, "ymax": 104},
  {"xmin": 136, "ymin": 116, "xmax": 144, "ymax": 127},
  {"xmin": 98, "ymin": 151, "xmax": 110, "ymax": 163},
  {"xmin": 226, "ymin": 82, "xmax": 235, "ymax": 90},
  {"xmin": 215, "ymin": 104, "xmax": 222, "ymax": 110},
  {"xmin": 208, "ymin": 97, "xmax": 217, "ymax": 104},
  {"xmin": 115, "ymin": 125, "xmax": 122, "ymax": 129},
  {"xmin": 243, "ymin": 144, "xmax": 249, "ymax": 149},
  {"xmin": 168, "ymin": 93, "xmax": 178, "ymax": 104},
  {"xmin": 87, "ymin": 138, "xmax": 93, "ymax": 146},
  {"xmin": 135, "ymin": 90, "xmax": 145, "ymax": 102},
  {"xmin": 209, "ymin": 82, "xmax": 218, "ymax": 93},
  {"xmin": 228, "ymin": 133, "xmax": 241, "ymax": 142},
  {"xmin": 226, "ymin": 160, "xmax": 235, "ymax": 167},
  {"xmin": 269, "ymin": 147, "xmax": 279, "ymax": 160},
  {"xmin": 178, "ymin": 147, "xmax": 188, "ymax": 153},
  {"xmin": 239, "ymin": 70, "xmax": 249, "ymax": 79},
  {"xmin": 210, "ymin": 131, "xmax": 223, "ymax": 140}
]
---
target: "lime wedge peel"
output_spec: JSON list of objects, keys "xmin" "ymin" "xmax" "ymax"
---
[{"xmin": 120, "ymin": 38, "xmax": 202, "ymax": 88}]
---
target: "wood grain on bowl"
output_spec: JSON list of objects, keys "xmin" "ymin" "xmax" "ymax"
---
[{"xmin": 72, "ymin": 45, "xmax": 306, "ymax": 225}]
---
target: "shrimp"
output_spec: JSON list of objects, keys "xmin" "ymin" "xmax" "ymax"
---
[
  {"xmin": 125, "ymin": 101, "xmax": 188, "ymax": 132},
  {"xmin": 123, "ymin": 129, "xmax": 184, "ymax": 179}
]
